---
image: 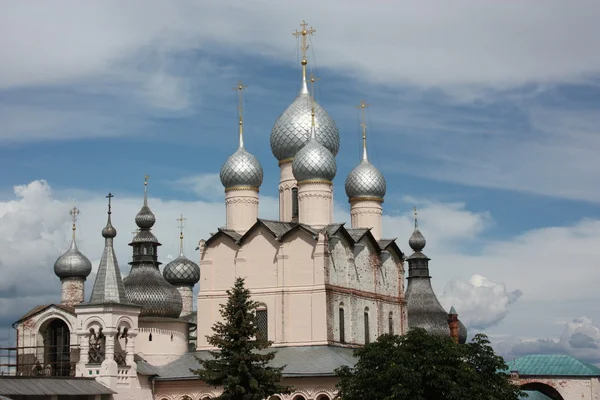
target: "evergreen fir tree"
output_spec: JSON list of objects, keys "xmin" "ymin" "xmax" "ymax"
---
[{"xmin": 191, "ymin": 277, "xmax": 291, "ymax": 400}]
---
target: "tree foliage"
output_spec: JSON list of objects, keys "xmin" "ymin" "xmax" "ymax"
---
[
  {"xmin": 191, "ymin": 277, "xmax": 291, "ymax": 400},
  {"xmin": 336, "ymin": 328, "xmax": 523, "ymax": 400}
]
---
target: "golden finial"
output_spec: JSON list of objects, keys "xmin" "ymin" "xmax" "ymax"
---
[
  {"xmin": 176, "ymin": 214, "xmax": 187, "ymax": 255},
  {"xmin": 356, "ymin": 100, "xmax": 370, "ymax": 160},
  {"xmin": 69, "ymin": 205, "xmax": 80, "ymax": 239},
  {"xmin": 143, "ymin": 174, "xmax": 149, "ymax": 205},
  {"xmin": 232, "ymin": 81, "xmax": 247, "ymax": 148},
  {"xmin": 309, "ymin": 73, "xmax": 320, "ymax": 127},
  {"xmin": 413, "ymin": 206, "xmax": 418, "ymax": 229},
  {"xmin": 293, "ymin": 20, "xmax": 316, "ymax": 89},
  {"xmin": 144, "ymin": 174, "xmax": 149, "ymax": 187}
]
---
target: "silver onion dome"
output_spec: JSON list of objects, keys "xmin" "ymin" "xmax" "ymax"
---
[
  {"xmin": 345, "ymin": 159, "xmax": 386, "ymax": 200},
  {"xmin": 270, "ymin": 83, "xmax": 340, "ymax": 162},
  {"xmin": 220, "ymin": 147, "xmax": 263, "ymax": 190},
  {"xmin": 292, "ymin": 126, "xmax": 337, "ymax": 183},
  {"xmin": 54, "ymin": 238, "xmax": 92, "ymax": 279},
  {"xmin": 409, "ymin": 227, "xmax": 426, "ymax": 252},
  {"xmin": 164, "ymin": 255, "xmax": 200, "ymax": 286}
]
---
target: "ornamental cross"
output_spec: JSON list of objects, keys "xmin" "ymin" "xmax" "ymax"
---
[
  {"xmin": 413, "ymin": 206, "xmax": 418, "ymax": 228},
  {"xmin": 177, "ymin": 214, "xmax": 187, "ymax": 254},
  {"xmin": 308, "ymin": 73, "xmax": 320, "ymax": 125},
  {"xmin": 69, "ymin": 205, "xmax": 80, "ymax": 238},
  {"xmin": 292, "ymin": 20, "xmax": 316, "ymax": 62},
  {"xmin": 106, "ymin": 193, "xmax": 114, "ymax": 214},
  {"xmin": 356, "ymin": 100, "xmax": 370, "ymax": 145},
  {"xmin": 233, "ymin": 81, "xmax": 247, "ymax": 147},
  {"xmin": 144, "ymin": 174, "xmax": 149, "ymax": 187}
]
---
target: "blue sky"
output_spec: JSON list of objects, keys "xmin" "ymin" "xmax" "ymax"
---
[{"xmin": 1, "ymin": 0, "xmax": 600, "ymax": 363}]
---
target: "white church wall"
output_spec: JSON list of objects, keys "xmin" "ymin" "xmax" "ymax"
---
[{"xmin": 136, "ymin": 320, "xmax": 189, "ymax": 366}]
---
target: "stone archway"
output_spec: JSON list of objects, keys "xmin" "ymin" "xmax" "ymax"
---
[
  {"xmin": 521, "ymin": 382, "xmax": 565, "ymax": 400},
  {"xmin": 40, "ymin": 318, "xmax": 71, "ymax": 376}
]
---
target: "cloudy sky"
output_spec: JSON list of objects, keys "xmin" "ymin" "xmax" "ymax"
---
[{"xmin": 1, "ymin": 0, "xmax": 600, "ymax": 363}]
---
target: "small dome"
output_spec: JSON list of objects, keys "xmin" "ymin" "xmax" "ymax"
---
[
  {"xmin": 270, "ymin": 89, "xmax": 339, "ymax": 162},
  {"xmin": 54, "ymin": 239, "xmax": 92, "ymax": 279},
  {"xmin": 102, "ymin": 219, "xmax": 117, "ymax": 239},
  {"xmin": 292, "ymin": 129, "xmax": 337, "ymax": 183},
  {"xmin": 164, "ymin": 255, "xmax": 200, "ymax": 285},
  {"xmin": 220, "ymin": 147, "xmax": 263, "ymax": 189},
  {"xmin": 458, "ymin": 319, "xmax": 468, "ymax": 344},
  {"xmin": 345, "ymin": 159, "xmax": 386, "ymax": 200},
  {"xmin": 409, "ymin": 228, "xmax": 426, "ymax": 252},
  {"xmin": 135, "ymin": 205, "xmax": 155, "ymax": 229}
]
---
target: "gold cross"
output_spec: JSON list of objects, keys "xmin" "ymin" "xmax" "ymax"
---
[
  {"xmin": 293, "ymin": 20, "xmax": 316, "ymax": 64},
  {"xmin": 177, "ymin": 214, "xmax": 187, "ymax": 254},
  {"xmin": 69, "ymin": 205, "xmax": 80, "ymax": 238},
  {"xmin": 233, "ymin": 81, "xmax": 247, "ymax": 145},
  {"xmin": 356, "ymin": 100, "xmax": 370, "ymax": 145},
  {"xmin": 144, "ymin": 174, "xmax": 149, "ymax": 187},
  {"xmin": 106, "ymin": 193, "xmax": 114, "ymax": 214},
  {"xmin": 309, "ymin": 73, "xmax": 320, "ymax": 125}
]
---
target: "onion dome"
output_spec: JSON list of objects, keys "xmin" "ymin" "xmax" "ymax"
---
[
  {"xmin": 270, "ymin": 78, "xmax": 339, "ymax": 163},
  {"xmin": 409, "ymin": 226, "xmax": 426, "ymax": 252},
  {"xmin": 219, "ymin": 94, "xmax": 264, "ymax": 190},
  {"xmin": 164, "ymin": 255, "xmax": 200, "ymax": 286},
  {"xmin": 345, "ymin": 116, "xmax": 386, "ymax": 200},
  {"xmin": 292, "ymin": 124, "xmax": 337, "ymax": 183},
  {"xmin": 164, "ymin": 217, "xmax": 200, "ymax": 286},
  {"xmin": 54, "ymin": 207, "xmax": 92, "ymax": 279},
  {"xmin": 123, "ymin": 177, "xmax": 183, "ymax": 318},
  {"xmin": 458, "ymin": 319, "xmax": 468, "ymax": 344}
]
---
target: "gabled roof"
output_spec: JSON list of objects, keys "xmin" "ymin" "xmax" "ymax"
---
[
  {"xmin": 379, "ymin": 239, "xmax": 404, "ymax": 259},
  {"xmin": 346, "ymin": 228, "xmax": 382, "ymax": 254},
  {"xmin": 152, "ymin": 345, "xmax": 357, "ymax": 381},
  {"xmin": 0, "ymin": 377, "xmax": 115, "ymax": 395},
  {"xmin": 15, "ymin": 304, "xmax": 75, "ymax": 324},
  {"xmin": 506, "ymin": 354, "xmax": 600, "ymax": 376}
]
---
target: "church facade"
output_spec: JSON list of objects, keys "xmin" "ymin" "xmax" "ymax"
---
[{"xmin": 5, "ymin": 21, "xmax": 465, "ymax": 400}]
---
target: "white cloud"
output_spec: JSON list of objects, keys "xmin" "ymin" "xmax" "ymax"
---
[
  {"xmin": 1, "ymin": 1, "xmax": 600, "ymax": 91},
  {"xmin": 439, "ymin": 275, "xmax": 522, "ymax": 330},
  {"xmin": 173, "ymin": 173, "xmax": 224, "ymax": 201},
  {"xmin": 495, "ymin": 317, "xmax": 600, "ymax": 364}
]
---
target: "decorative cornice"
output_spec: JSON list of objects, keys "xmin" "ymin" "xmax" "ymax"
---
[
  {"xmin": 298, "ymin": 192, "xmax": 332, "ymax": 200},
  {"xmin": 225, "ymin": 197, "xmax": 259, "ymax": 205},
  {"xmin": 349, "ymin": 196, "xmax": 384, "ymax": 203},
  {"xmin": 297, "ymin": 178, "xmax": 332, "ymax": 185},
  {"xmin": 350, "ymin": 208, "xmax": 383, "ymax": 216},
  {"xmin": 224, "ymin": 185, "xmax": 259, "ymax": 193},
  {"xmin": 278, "ymin": 157, "xmax": 294, "ymax": 166}
]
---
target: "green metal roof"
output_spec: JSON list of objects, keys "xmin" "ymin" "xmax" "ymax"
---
[
  {"xmin": 506, "ymin": 354, "xmax": 600, "ymax": 376},
  {"xmin": 520, "ymin": 390, "xmax": 552, "ymax": 400}
]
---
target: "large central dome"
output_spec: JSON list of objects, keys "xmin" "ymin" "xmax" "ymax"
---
[{"xmin": 270, "ymin": 85, "xmax": 339, "ymax": 162}]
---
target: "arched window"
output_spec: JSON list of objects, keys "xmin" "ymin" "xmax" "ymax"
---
[
  {"xmin": 339, "ymin": 306, "xmax": 345, "ymax": 343},
  {"xmin": 316, "ymin": 395, "xmax": 331, "ymax": 400},
  {"xmin": 389, "ymin": 311, "xmax": 394, "ymax": 334},
  {"xmin": 291, "ymin": 187, "xmax": 299, "ymax": 219},
  {"xmin": 364, "ymin": 308, "xmax": 370, "ymax": 344},
  {"xmin": 256, "ymin": 306, "xmax": 268, "ymax": 342},
  {"xmin": 293, "ymin": 396, "xmax": 306, "ymax": 400}
]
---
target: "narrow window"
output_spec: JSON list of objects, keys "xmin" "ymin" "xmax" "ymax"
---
[
  {"xmin": 364, "ymin": 309, "xmax": 370, "ymax": 344},
  {"xmin": 339, "ymin": 307, "xmax": 345, "ymax": 343},
  {"xmin": 256, "ymin": 309, "xmax": 268, "ymax": 341},
  {"xmin": 389, "ymin": 312, "xmax": 394, "ymax": 334},
  {"xmin": 291, "ymin": 187, "xmax": 299, "ymax": 219},
  {"xmin": 149, "ymin": 333, "xmax": 152, "ymax": 342}
]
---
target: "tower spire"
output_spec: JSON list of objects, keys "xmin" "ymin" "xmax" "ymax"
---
[
  {"xmin": 293, "ymin": 20, "xmax": 316, "ymax": 94},
  {"xmin": 69, "ymin": 205, "xmax": 80, "ymax": 240},
  {"xmin": 413, "ymin": 206, "xmax": 418, "ymax": 229},
  {"xmin": 309, "ymin": 73, "xmax": 320, "ymax": 130},
  {"xmin": 176, "ymin": 213, "xmax": 187, "ymax": 256},
  {"xmin": 356, "ymin": 100, "xmax": 370, "ymax": 161},
  {"xmin": 143, "ymin": 174, "xmax": 149, "ymax": 206},
  {"xmin": 233, "ymin": 81, "xmax": 247, "ymax": 148}
]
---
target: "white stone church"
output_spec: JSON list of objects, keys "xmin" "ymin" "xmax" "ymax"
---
[{"xmin": 7, "ymin": 20, "xmax": 589, "ymax": 400}]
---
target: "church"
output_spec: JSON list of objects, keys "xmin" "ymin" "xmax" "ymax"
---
[{"xmin": 2, "ymin": 21, "xmax": 467, "ymax": 400}]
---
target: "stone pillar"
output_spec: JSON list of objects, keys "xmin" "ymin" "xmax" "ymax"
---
[
  {"xmin": 225, "ymin": 188, "xmax": 259, "ymax": 234},
  {"xmin": 76, "ymin": 332, "xmax": 89, "ymax": 377},
  {"xmin": 125, "ymin": 332, "xmax": 137, "ymax": 367},
  {"xmin": 448, "ymin": 312, "xmax": 459, "ymax": 343},
  {"xmin": 297, "ymin": 181, "xmax": 333, "ymax": 229},
  {"xmin": 60, "ymin": 277, "xmax": 85, "ymax": 306},
  {"xmin": 177, "ymin": 285, "xmax": 194, "ymax": 316},
  {"xmin": 278, "ymin": 161, "xmax": 296, "ymax": 222},
  {"xmin": 350, "ymin": 199, "xmax": 383, "ymax": 241}
]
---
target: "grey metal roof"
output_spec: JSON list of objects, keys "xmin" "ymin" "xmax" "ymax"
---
[
  {"xmin": 0, "ymin": 377, "xmax": 115, "ymax": 395},
  {"xmin": 89, "ymin": 204, "xmax": 128, "ymax": 304},
  {"xmin": 15, "ymin": 304, "xmax": 74, "ymax": 323},
  {"xmin": 153, "ymin": 345, "xmax": 357, "ymax": 381}
]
